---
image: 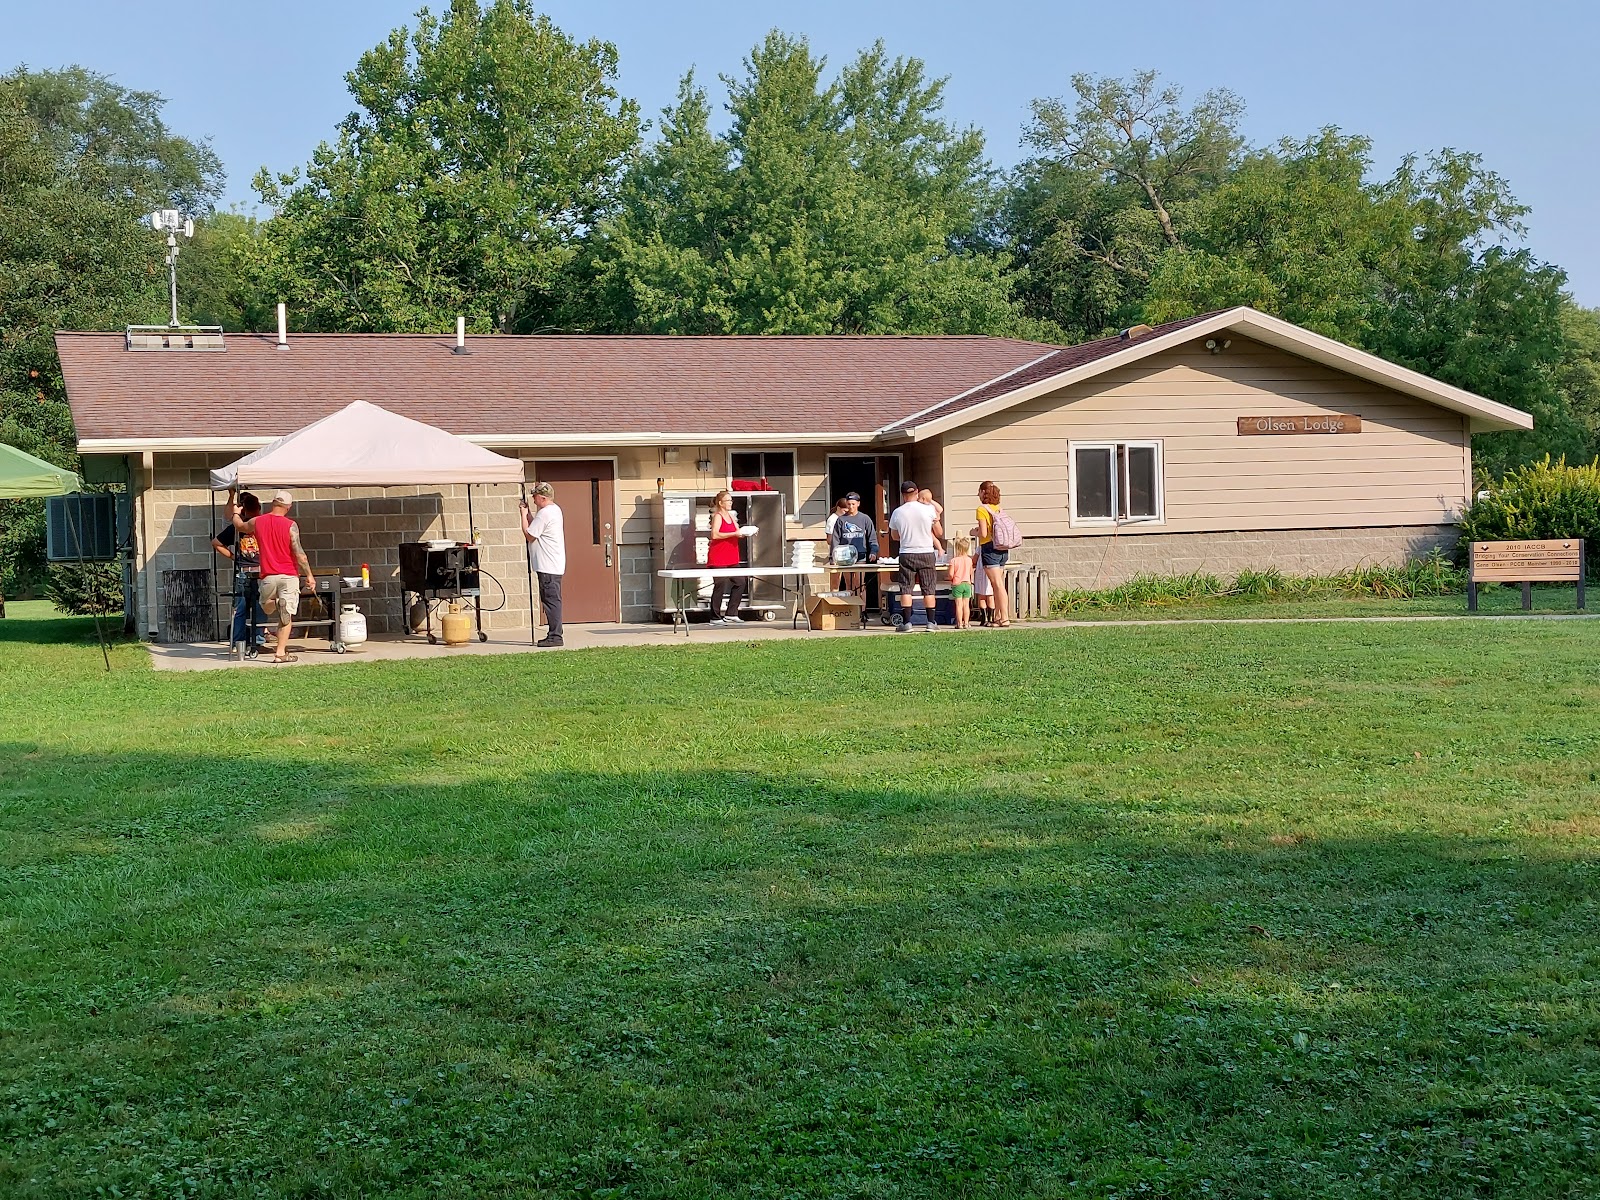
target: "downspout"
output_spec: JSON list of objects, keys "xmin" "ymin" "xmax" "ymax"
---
[
  {"xmin": 140, "ymin": 450, "xmax": 157, "ymax": 637},
  {"xmin": 119, "ymin": 457, "xmax": 136, "ymax": 635}
]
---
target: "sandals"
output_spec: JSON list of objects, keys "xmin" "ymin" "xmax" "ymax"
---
[{"xmin": 271, "ymin": 654, "xmax": 298, "ymax": 664}]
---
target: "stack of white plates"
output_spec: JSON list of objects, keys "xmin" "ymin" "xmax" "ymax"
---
[{"xmin": 790, "ymin": 540, "xmax": 817, "ymax": 569}]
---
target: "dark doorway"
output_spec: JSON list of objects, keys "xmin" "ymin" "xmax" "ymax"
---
[
  {"xmin": 826, "ymin": 455, "xmax": 902, "ymax": 614},
  {"xmin": 532, "ymin": 460, "xmax": 620, "ymax": 623},
  {"xmin": 826, "ymin": 454, "xmax": 902, "ymax": 540}
]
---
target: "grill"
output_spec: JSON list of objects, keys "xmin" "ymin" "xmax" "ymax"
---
[
  {"xmin": 398, "ymin": 542, "xmax": 480, "ymax": 594},
  {"xmin": 398, "ymin": 542, "xmax": 486, "ymax": 644}
]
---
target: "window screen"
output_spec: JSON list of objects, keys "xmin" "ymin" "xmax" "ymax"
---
[
  {"xmin": 1071, "ymin": 441, "xmax": 1162, "ymax": 524},
  {"xmin": 1125, "ymin": 445, "xmax": 1158, "ymax": 518},
  {"xmin": 1074, "ymin": 447, "xmax": 1114, "ymax": 520}
]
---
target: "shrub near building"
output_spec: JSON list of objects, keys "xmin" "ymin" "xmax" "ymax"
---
[{"xmin": 1458, "ymin": 457, "xmax": 1600, "ymax": 570}]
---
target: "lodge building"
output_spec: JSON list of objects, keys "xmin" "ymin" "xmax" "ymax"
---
[{"xmin": 55, "ymin": 306, "xmax": 1532, "ymax": 639}]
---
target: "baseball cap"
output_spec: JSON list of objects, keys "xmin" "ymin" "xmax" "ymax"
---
[
  {"xmin": 900, "ymin": 480, "xmax": 917, "ymax": 493},
  {"xmin": 272, "ymin": 489, "xmax": 294, "ymax": 506},
  {"xmin": 532, "ymin": 482, "xmax": 555, "ymax": 499}
]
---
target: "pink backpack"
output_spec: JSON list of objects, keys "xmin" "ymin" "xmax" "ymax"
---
[{"xmin": 988, "ymin": 508, "xmax": 1023, "ymax": 551}]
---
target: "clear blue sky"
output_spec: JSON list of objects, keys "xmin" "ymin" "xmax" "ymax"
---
[{"xmin": 10, "ymin": 0, "xmax": 1598, "ymax": 305}]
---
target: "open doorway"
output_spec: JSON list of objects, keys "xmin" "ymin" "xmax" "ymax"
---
[
  {"xmin": 826, "ymin": 454, "xmax": 902, "ymax": 536},
  {"xmin": 826, "ymin": 454, "xmax": 902, "ymax": 614}
]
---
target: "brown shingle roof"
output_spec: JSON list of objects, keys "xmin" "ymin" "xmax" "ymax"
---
[{"xmin": 56, "ymin": 331, "xmax": 1064, "ymax": 445}]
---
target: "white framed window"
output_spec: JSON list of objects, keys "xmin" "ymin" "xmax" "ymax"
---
[
  {"xmin": 1069, "ymin": 441, "xmax": 1164, "ymax": 526},
  {"xmin": 728, "ymin": 449, "xmax": 798, "ymax": 516}
]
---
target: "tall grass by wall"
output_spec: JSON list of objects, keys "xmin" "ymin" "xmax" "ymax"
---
[{"xmin": 1050, "ymin": 551, "xmax": 1466, "ymax": 614}]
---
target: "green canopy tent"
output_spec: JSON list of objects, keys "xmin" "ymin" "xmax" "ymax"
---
[
  {"xmin": 0, "ymin": 442, "xmax": 80, "ymax": 498},
  {"xmin": 0, "ymin": 443, "xmax": 110, "ymax": 667}
]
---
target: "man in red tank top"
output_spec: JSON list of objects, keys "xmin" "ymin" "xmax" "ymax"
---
[{"xmin": 232, "ymin": 489, "xmax": 316, "ymax": 663}]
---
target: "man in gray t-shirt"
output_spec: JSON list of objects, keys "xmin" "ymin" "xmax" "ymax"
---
[{"xmin": 888, "ymin": 480, "xmax": 943, "ymax": 629}]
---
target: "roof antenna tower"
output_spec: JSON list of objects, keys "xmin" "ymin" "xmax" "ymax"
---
[{"xmin": 146, "ymin": 209, "xmax": 194, "ymax": 327}]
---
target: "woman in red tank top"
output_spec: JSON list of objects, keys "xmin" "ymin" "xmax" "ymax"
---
[{"xmin": 706, "ymin": 489, "xmax": 746, "ymax": 624}]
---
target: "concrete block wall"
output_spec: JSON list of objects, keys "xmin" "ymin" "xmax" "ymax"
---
[
  {"xmin": 138, "ymin": 453, "xmax": 536, "ymax": 640},
  {"xmin": 1018, "ymin": 524, "xmax": 1457, "ymax": 591}
]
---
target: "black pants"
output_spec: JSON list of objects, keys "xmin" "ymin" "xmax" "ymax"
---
[
  {"xmin": 710, "ymin": 576, "xmax": 746, "ymax": 619},
  {"xmin": 537, "ymin": 571, "xmax": 563, "ymax": 637}
]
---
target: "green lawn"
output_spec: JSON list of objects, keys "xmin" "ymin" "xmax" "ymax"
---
[{"xmin": 3, "ymin": 603, "xmax": 1599, "ymax": 1198}]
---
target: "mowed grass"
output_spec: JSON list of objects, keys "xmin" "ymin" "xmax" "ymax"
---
[{"xmin": 3, "ymin": 603, "xmax": 1599, "ymax": 1198}]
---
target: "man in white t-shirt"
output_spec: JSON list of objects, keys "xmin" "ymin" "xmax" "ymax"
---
[
  {"xmin": 519, "ymin": 482, "xmax": 566, "ymax": 647},
  {"xmin": 887, "ymin": 480, "xmax": 943, "ymax": 630}
]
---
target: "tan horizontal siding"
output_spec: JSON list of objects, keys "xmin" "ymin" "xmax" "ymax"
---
[
  {"xmin": 951, "ymin": 443, "xmax": 1461, "ymax": 472},
  {"xmin": 966, "ymin": 414, "xmax": 1463, "ymax": 437},
  {"xmin": 994, "ymin": 510, "xmax": 1460, "ymax": 539},
  {"xmin": 942, "ymin": 335, "xmax": 1469, "ymax": 537}
]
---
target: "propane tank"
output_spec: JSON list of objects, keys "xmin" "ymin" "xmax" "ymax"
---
[
  {"xmin": 440, "ymin": 601, "xmax": 472, "ymax": 646},
  {"xmin": 338, "ymin": 604, "xmax": 367, "ymax": 649}
]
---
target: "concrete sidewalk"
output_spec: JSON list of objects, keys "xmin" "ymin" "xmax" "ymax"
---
[
  {"xmin": 148, "ymin": 616, "xmax": 887, "ymax": 670},
  {"xmin": 147, "ymin": 609, "xmax": 1599, "ymax": 671}
]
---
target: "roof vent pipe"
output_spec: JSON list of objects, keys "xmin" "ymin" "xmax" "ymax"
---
[
  {"xmin": 453, "ymin": 315, "xmax": 471, "ymax": 356},
  {"xmin": 276, "ymin": 303, "xmax": 288, "ymax": 350}
]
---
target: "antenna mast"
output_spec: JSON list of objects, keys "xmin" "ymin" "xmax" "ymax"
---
[{"xmin": 146, "ymin": 209, "xmax": 195, "ymax": 328}]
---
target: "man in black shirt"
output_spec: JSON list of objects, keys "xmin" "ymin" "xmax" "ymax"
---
[{"xmin": 212, "ymin": 490, "xmax": 265, "ymax": 656}]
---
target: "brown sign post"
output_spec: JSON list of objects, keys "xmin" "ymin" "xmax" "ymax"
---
[{"xmin": 1467, "ymin": 539, "xmax": 1585, "ymax": 611}]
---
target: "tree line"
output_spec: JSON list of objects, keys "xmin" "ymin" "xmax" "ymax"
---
[{"xmin": 3, "ymin": 0, "xmax": 1598, "ymax": 591}]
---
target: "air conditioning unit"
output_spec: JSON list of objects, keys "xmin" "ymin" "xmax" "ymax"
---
[{"xmin": 46, "ymin": 494, "xmax": 119, "ymax": 562}]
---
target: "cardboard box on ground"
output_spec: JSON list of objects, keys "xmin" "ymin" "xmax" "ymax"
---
[{"xmin": 806, "ymin": 593, "xmax": 864, "ymax": 631}]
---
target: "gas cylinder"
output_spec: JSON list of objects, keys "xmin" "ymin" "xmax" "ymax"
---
[
  {"xmin": 440, "ymin": 602, "xmax": 472, "ymax": 646},
  {"xmin": 338, "ymin": 604, "xmax": 367, "ymax": 649}
]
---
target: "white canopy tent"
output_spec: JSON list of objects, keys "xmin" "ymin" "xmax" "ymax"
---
[
  {"xmin": 210, "ymin": 400, "xmax": 525, "ymax": 489},
  {"xmin": 210, "ymin": 400, "xmax": 535, "ymax": 644}
]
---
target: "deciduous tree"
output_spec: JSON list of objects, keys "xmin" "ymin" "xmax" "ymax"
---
[
  {"xmin": 249, "ymin": 0, "xmax": 639, "ymax": 334},
  {"xmin": 1006, "ymin": 71, "xmax": 1243, "ymax": 339},
  {"xmin": 0, "ymin": 69, "xmax": 221, "ymax": 594},
  {"xmin": 583, "ymin": 33, "xmax": 1025, "ymax": 336}
]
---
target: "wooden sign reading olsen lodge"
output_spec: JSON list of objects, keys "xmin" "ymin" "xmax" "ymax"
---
[{"xmin": 1238, "ymin": 414, "xmax": 1361, "ymax": 435}]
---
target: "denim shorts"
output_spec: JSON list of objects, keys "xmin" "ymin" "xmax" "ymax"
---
[{"xmin": 980, "ymin": 545, "xmax": 1009, "ymax": 568}]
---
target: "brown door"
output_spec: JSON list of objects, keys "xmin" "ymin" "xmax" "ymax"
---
[{"xmin": 532, "ymin": 460, "xmax": 620, "ymax": 622}]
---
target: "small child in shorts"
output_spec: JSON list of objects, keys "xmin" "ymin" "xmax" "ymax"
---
[
  {"xmin": 947, "ymin": 533, "xmax": 976, "ymax": 628},
  {"xmin": 971, "ymin": 524, "xmax": 994, "ymax": 624}
]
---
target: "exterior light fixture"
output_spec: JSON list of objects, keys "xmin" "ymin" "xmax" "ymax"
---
[
  {"xmin": 662, "ymin": 447, "xmax": 680, "ymax": 464},
  {"xmin": 1205, "ymin": 338, "xmax": 1232, "ymax": 354}
]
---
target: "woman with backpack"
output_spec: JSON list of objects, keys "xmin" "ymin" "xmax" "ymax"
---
[{"xmin": 975, "ymin": 480, "xmax": 1021, "ymax": 627}]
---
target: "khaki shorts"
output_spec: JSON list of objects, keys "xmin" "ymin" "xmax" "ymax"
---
[{"xmin": 260, "ymin": 574, "xmax": 301, "ymax": 625}]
